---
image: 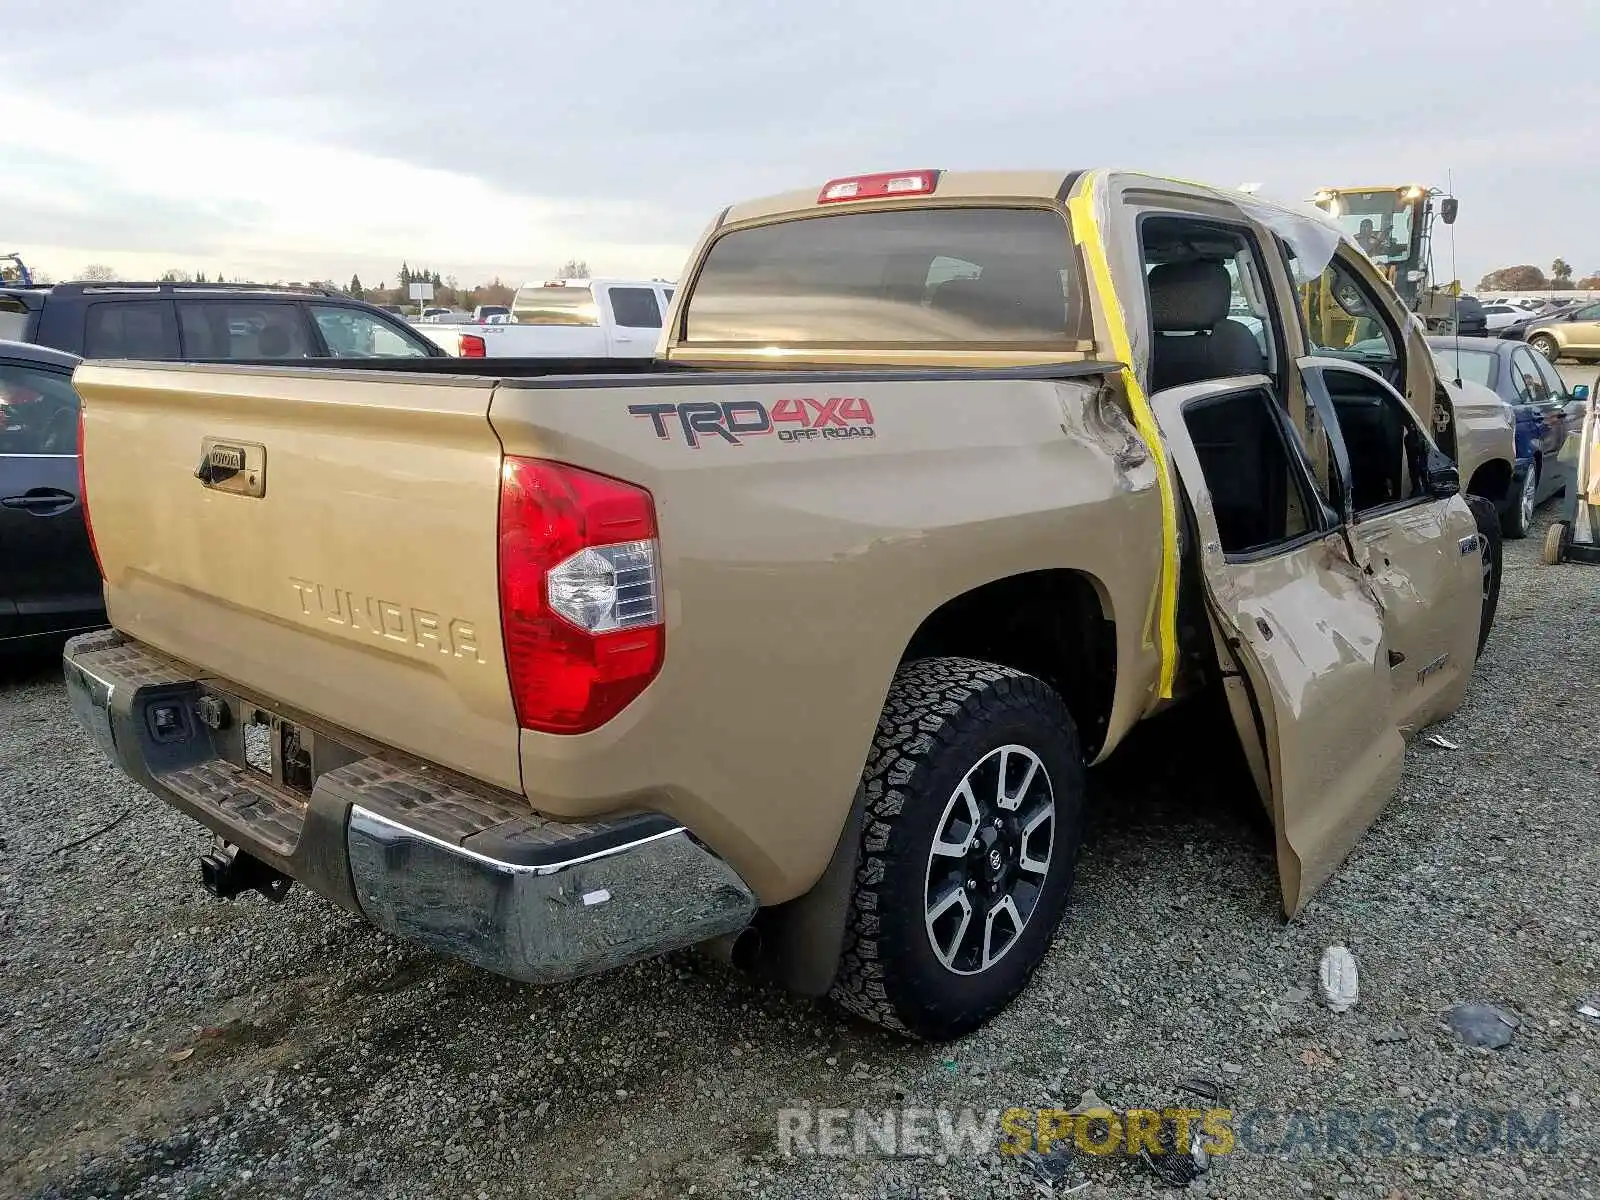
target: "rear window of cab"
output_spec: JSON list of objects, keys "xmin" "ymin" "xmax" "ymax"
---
[
  {"xmin": 681, "ymin": 207, "xmax": 1091, "ymax": 348},
  {"xmin": 511, "ymin": 285, "xmax": 600, "ymax": 327}
]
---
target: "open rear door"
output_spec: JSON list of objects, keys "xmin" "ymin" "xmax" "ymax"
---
[{"xmin": 1151, "ymin": 377, "xmax": 1405, "ymax": 915}]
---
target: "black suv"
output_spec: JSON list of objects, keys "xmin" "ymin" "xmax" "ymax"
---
[
  {"xmin": 1452, "ymin": 294, "xmax": 1488, "ymax": 339},
  {"xmin": 0, "ymin": 282, "xmax": 447, "ymax": 361}
]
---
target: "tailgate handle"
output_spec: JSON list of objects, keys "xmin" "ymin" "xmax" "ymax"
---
[
  {"xmin": 0, "ymin": 487, "xmax": 75, "ymax": 514},
  {"xmin": 193, "ymin": 439, "xmax": 266, "ymax": 498}
]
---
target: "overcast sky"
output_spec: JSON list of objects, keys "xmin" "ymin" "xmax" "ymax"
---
[{"xmin": 5, "ymin": 0, "xmax": 1597, "ymax": 290}]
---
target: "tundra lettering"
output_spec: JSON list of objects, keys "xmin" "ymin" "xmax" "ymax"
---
[{"xmin": 287, "ymin": 577, "xmax": 482, "ymax": 661}]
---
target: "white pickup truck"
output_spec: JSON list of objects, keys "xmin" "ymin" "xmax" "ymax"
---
[{"xmin": 417, "ymin": 279, "xmax": 675, "ymax": 358}]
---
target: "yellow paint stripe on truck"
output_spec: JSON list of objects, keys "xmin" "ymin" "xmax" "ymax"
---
[{"xmin": 1066, "ymin": 170, "xmax": 1179, "ymax": 700}]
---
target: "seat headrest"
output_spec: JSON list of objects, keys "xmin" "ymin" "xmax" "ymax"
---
[
  {"xmin": 929, "ymin": 262, "xmax": 1066, "ymax": 335},
  {"xmin": 929, "ymin": 278, "xmax": 987, "ymax": 320},
  {"xmin": 258, "ymin": 325, "xmax": 292, "ymax": 357},
  {"xmin": 1148, "ymin": 260, "xmax": 1232, "ymax": 332}
]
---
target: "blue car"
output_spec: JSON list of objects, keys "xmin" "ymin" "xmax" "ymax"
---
[{"xmin": 1428, "ymin": 336, "xmax": 1587, "ymax": 538}]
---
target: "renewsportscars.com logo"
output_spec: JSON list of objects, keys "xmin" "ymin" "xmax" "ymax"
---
[
  {"xmin": 774, "ymin": 1105, "xmax": 1565, "ymax": 1159},
  {"xmin": 629, "ymin": 397, "xmax": 876, "ymax": 448}
]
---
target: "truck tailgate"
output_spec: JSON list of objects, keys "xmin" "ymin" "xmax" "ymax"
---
[{"xmin": 72, "ymin": 362, "xmax": 522, "ymax": 792}]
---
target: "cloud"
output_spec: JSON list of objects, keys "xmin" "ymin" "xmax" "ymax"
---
[
  {"xmin": 0, "ymin": 94, "xmax": 688, "ymax": 284},
  {"xmin": 3, "ymin": 0, "xmax": 1597, "ymax": 286}
]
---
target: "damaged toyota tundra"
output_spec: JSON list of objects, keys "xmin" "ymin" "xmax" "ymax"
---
[{"xmin": 64, "ymin": 169, "xmax": 1512, "ymax": 1041}]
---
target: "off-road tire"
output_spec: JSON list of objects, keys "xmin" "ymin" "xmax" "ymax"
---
[
  {"xmin": 1528, "ymin": 333, "xmax": 1560, "ymax": 362},
  {"xmin": 828, "ymin": 656, "xmax": 1085, "ymax": 1041},
  {"xmin": 1501, "ymin": 462, "xmax": 1537, "ymax": 539},
  {"xmin": 1543, "ymin": 521, "xmax": 1569, "ymax": 565},
  {"xmin": 1467, "ymin": 495, "xmax": 1502, "ymax": 658}
]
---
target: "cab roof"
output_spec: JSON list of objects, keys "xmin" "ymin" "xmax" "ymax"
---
[
  {"xmin": 722, "ymin": 170, "xmax": 1081, "ymax": 225},
  {"xmin": 1315, "ymin": 184, "xmax": 1430, "ymax": 193},
  {"xmin": 719, "ymin": 168, "xmax": 1337, "ymax": 236}
]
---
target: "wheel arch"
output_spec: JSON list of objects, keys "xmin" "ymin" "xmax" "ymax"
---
[
  {"xmin": 759, "ymin": 567, "xmax": 1118, "ymax": 999},
  {"xmin": 1466, "ymin": 456, "xmax": 1514, "ymax": 506},
  {"xmin": 898, "ymin": 567, "xmax": 1119, "ymax": 760}
]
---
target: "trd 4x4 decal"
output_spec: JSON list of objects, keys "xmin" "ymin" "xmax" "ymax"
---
[{"xmin": 629, "ymin": 397, "xmax": 875, "ymax": 448}]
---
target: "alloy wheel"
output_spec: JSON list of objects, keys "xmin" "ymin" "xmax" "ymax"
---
[{"xmin": 923, "ymin": 744, "xmax": 1056, "ymax": 976}]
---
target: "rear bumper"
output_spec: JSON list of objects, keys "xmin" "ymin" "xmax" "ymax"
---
[{"xmin": 62, "ymin": 630, "xmax": 757, "ymax": 985}]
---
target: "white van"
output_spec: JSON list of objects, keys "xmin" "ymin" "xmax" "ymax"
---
[{"xmin": 417, "ymin": 279, "xmax": 675, "ymax": 358}]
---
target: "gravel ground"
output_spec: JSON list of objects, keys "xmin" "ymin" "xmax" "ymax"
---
[{"xmin": 3, "ymin": 507, "xmax": 1597, "ymax": 1200}]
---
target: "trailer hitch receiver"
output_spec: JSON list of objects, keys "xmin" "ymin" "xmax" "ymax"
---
[{"xmin": 199, "ymin": 840, "xmax": 293, "ymax": 903}]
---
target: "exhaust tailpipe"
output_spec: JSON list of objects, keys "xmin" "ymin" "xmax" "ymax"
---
[{"xmin": 702, "ymin": 924, "xmax": 763, "ymax": 973}]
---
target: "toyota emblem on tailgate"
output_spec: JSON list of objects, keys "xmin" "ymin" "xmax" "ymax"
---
[{"xmin": 195, "ymin": 437, "xmax": 267, "ymax": 498}]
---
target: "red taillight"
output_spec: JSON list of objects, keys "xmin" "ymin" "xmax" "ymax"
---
[
  {"xmin": 76, "ymin": 408, "xmax": 104, "ymax": 579},
  {"xmin": 498, "ymin": 458, "xmax": 664, "ymax": 734},
  {"xmin": 460, "ymin": 334, "xmax": 487, "ymax": 358},
  {"xmin": 818, "ymin": 169, "xmax": 939, "ymax": 204}
]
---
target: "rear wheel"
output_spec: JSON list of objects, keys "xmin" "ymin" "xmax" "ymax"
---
[
  {"xmin": 1529, "ymin": 333, "xmax": 1560, "ymax": 361},
  {"xmin": 1467, "ymin": 495, "xmax": 1502, "ymax": 658},
  {"xmin": 1501, "ymin": 463, "xmax": 1537, "ymax": 539},
  {"xmin": 829, "ymin": 657, "xmax": 1084, "ymax": 1041}
]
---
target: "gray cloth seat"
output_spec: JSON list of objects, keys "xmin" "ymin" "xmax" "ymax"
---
[{"xmin": 1147, "ymin": 261, "xmax": 1265, "ymax": 391}]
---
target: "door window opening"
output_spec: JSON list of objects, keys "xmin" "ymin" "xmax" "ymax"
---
[{"xmin": 1181, "ymin": 386, "xmax": 1320, "ymax": 557}]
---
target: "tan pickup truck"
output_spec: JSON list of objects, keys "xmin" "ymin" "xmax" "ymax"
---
[{"xmin": 64, "ymin": 169, "xmax": 1514, "ymax": 1041}]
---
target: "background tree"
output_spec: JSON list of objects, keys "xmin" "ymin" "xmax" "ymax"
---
[
  {"xmin": 1576, "ymin": 274, "xmax": 1600, "ymax": 290},
  {"xmin": 1550, "ymin": 258, "xmax": 1574, "ymax": 290},
  {"xmin": 472, "ymin": 277, "xmax": 516, "ymax": 308},
  {"xmin": 348, "ymin": 273, "xmax": 365, "ymax": 300},
  {"xmin": 1478, "ymin": 265, "xmax": 1547, "ymax": 291},
  {"xmin": 555, "ymin": 259, "xmax": 590, "ymax": 279},
  {"xmin": 79, "ymin": 264, "xmax": 119, "ymax": 282},
  {"xmin": 158, "ymin": 269, "xmax": 193, "ymax": 283}
]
